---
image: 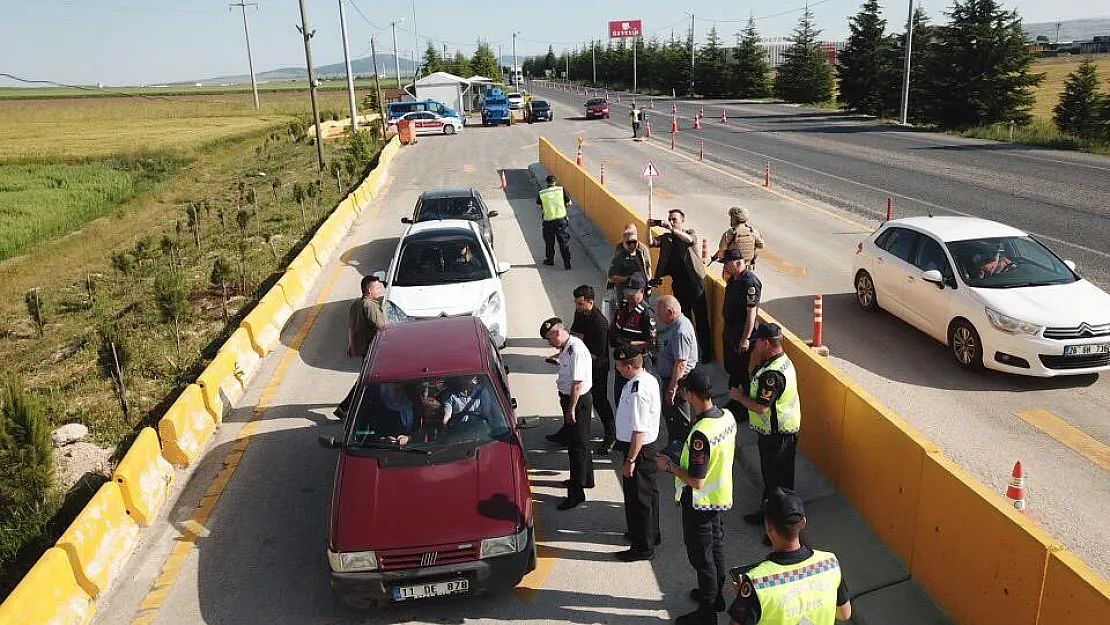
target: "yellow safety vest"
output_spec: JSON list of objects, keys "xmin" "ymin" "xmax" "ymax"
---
[
  {"xmin": 632, "ymin": 109, "xmax": 642, "ymax": 123},
  {"xmin": 538, "ymin": 185, "xmax": 568, "ymax": 221},
  {"xmin": 748, "ymin": 354, "xmax": 801, "ymax": 435},
  {"xmin": 748, "ymin": 550, "xmax": 841, "ymax": 625},
  {"xmin": 675, "ymin": 409, "xmax": 737, "ymax": 510}
]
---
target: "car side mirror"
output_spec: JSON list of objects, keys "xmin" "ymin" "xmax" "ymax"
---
[
  {"xmin": 318, "ymin": 434, "xmax": 343, "ymax": 449},
  {"xmin": 921, "ymin": 269, "xmax": 945, "ymax": 288},
  {"xmin": 497, "ymin": 262, "xmax": 511, "ymax": 274},
  {"xmin": 400, "ymin": 217, "xmax": 413, "ymax": 224},
  {"xmin": 487, "ymin": 211, "xmax": 499, "ymax": 218},
  {"xmin": 510, "ymin": 397, "xmax": 518, "ymax": 409},
  {"xmin": 1064, "ymin": 260, "xmax": 1077, "ymax": 271}
]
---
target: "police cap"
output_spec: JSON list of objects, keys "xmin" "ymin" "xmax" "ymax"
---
[
  {"xmin": 721, "ymin": 248, "xmax": 745, "ymax": 263},
  {"xmin": 624, "ymin": 273, "xmax": 647, "ymax": 293},
  {"xmin": 764, "ymin": 487, "xmax": 806, "ymax": 525},
  {"xmin": 613, "ymin": 343, "xmax": 643, "ymax": 362},
  {"xmin": 678, "ymin": 367, "xmax": 713, "ymax": 394},
  {"xmin": 539, "ymin": 316, "xmax": 562, "ymax": 338},
  {"xmin": 750, "ymin": 322, "xmax": 782, "ymax": 341}
]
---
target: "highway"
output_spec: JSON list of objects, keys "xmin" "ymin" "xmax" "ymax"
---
[{"xmin": 527, "ymin": 82, "xmax": 1110, "ymax": 579}]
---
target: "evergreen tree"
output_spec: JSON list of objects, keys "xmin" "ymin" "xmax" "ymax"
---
[
  {"xmin": 838, "ymin": 0, "xmax": 896, "ymax": 115},
  {"xmin": 543, "ymin": 46, "xmax": 558, "ymax": 73},
  {"xmin": 422, "ymin": 43, "xmax": 443, "ymax": 76},
  {"xmin": 922, "ymin": 0, "xmax": 1043, "ymax": 128},
  {"xmin": 471, "ymin": 41, "xmax": 501, "ymax": 81},
  {"xmin": 773, "ymin": 7, "xmax": 835, "ymax": 104},
  {"xmin": 1053, "ymin": 58, "xmax": 1104, "ymax": 140},
  {"xmin": 447, "ymin": 51, "xmax": 472, "ymax": 78},
  {"xmin": 695, "ymin": 27, "xmax": 730, "ymax": 97},
  {"xmin": 732, "ymin": 18, "xmax": 772, "ymax": 98},
  {"xmin": 884, "ymin": 6, "xmax": 937, "ymax": 120}
]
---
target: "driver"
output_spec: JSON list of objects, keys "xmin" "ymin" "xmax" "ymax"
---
[
  {"xmin": 977, "ymin": 245, "xmax": 1015, "ymax": 280},
  {"xmin": 441, "ymin": 375, "xmax": 493, "ymax": 426},
  {"xmin": 377, "ymin": 383, "xmax": 419, "ymax": 445}
]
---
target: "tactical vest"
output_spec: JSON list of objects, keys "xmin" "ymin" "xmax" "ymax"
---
[
  {"xmin": 727, "ymin": 224, "xmax": 759, "ymax": 262},
  {"xmin": 749, "ymin": 355, "xmax": 801, "ymax": 435},
  {"xmin": 613, "ymin": 301, "xmax": 653, "ymax": 344},
  {"xmin": 538, "ymin": 186, "xmax": 568, "ymax": 221},
  {"xmin": 675, "ymin": 409, "xmax": 737, "ymax": 510},
  {"xmin": 748, "ymin": 550, "xmax": 841, "ymax": 625}
]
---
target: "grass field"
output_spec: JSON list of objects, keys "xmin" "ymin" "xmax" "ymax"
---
[
  {"xmin": 1030, "ymin": 55, "xmax": 1110, "ymax": 119},
  {"xmin": 0, "ymin": 77, "xmax": 402, "ymax": 100}
]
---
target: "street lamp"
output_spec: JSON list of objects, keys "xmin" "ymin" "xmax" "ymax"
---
[
  {"xmin": 512, "ymin": 31, "xmax": 521, "ymax": 86},
  {"xmin": 685, "ymin": 11, "xmax": 695, "ymax": 97},
  {"xmin": 899, "ymin": 0, "xmax": 915, "ymax": 125},
  {"xmin": 390, "ymin": 17, "xmax": 406, "ymax": 88}
]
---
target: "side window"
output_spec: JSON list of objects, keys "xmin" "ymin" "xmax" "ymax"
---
[
  {"xmin": 913, "ymin": 236, "xmax": 953, "ymax": 279},
  {"xmin": 876, "ymin": 227, "xmax": 919, "ymax": 263},
  {"xmin": 487, "ymin": 340, "xmax": 510, "ymax": 399}
]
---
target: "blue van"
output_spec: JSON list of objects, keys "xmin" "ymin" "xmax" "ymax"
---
[{"xmin": 387, "ymin": 100, "xmax": 466, "ymax": 125}]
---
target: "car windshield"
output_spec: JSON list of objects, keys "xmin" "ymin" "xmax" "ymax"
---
[
  {"xmin": 392, "ymin": 233, "xmax": 492, "ymax": 286},
  {"xmin": 507, "ymin": 93, "xmax": 522, "ymax": 99},
  {"xmin": 416, "ymin": 196, "xmax": 484, "ymax": 222},
  {"xmin": 348, "ymin": 375, "xmax": 511, "ymax": 451},
  {"xmin": 586, "ymin": 99, "xmax": 606, "ymax": 106},
  {"xmin": 947, "ymin": 236, "xmax": 1076, "ymax": 288}
]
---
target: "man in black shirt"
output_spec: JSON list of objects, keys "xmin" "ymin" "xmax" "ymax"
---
[
  {"xmin": 610, "ymin": 273, "xmax": 658, "ymax": 412},
  {"xmin": 650, "ymin": 209, "xmax": 711, "ymax": 361},
  {"xmin": 721, "ymin": 249, "xmax": 761, "ymax": 416}
]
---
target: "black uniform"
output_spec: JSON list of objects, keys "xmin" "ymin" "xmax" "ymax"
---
[
  {"xmin": 728, "ymin": 546, "xmax": 850, "ymax": 624},
  {"xmin": 723, "ymin": 270, "xmax": 762, "ymax": 394},
  {"xmin": 681, "ymin": 407, "xmax": 730, "ymax": 616},
  {"xmin": 610, "ymin": 298, "xmax": 657, "ymax": 403},
  {"xmin": 536, "ymin": 188, "xmax": 572, "ymax": 269}
]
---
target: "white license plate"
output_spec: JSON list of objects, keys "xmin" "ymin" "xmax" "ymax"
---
[
  {"xmin": 392, "ymin": 579, "xmax": 469, "ymax": 601},
  {"xmin": 1064, "ymin": 343, "xmax": 1110, "ymax": 356}
]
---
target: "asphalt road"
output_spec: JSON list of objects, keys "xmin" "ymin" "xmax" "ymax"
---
[{"xmin": 526, "ymin": 83, "xmax": 1110, "ymax": 579}]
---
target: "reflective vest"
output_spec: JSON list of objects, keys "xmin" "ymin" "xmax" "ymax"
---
[
  {"xmin": 631, "ymin": 109, "xmax": 642, "ymax": 123},
  {"xmin": 538, "ymin": 186, "xmax": 568, "ymax": 221},
  {"xmin": 675, "ymin": 409, "xmax": 737, "ymax": 510},
  {"xmin": 748, "ymin": 550, "xmax": 841, "ymax": 625},
  {"xmin": 749, "ymin": 354, "xmax": 801, "ymax": 435}
]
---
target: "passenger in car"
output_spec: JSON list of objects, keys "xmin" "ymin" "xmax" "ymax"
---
[{"xmin": 441, "ymin": 376, "xmax": 494, "ymax": 426}]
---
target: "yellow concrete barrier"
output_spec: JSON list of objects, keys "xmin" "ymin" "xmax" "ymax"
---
[
  {"xmin": 113, "ymin": 427, "xmax": 174, "ymax": 527},
  {"xmin": 158, "ymin": 384, "xmax": 216, "ymax": 467},
  {"xmin": 0, "ymin": 547, "xmax": 93, "ymax": 625},
  {"xmin": 332, "ymin": 197, "xmax": 358, "ymax": 227},
  {"xmin": 240, "ymin": 297, "xmax": 283, "ymax": 356},
  {"xmin": 1038, "ymin": 549, "xmax": 1110, "ymax": 625},
  {"xmin": 276, "ymin": 271, "xmax": 309, "ymax": 310},
  {"xmin": 779, "ymin": 332, "xmax": 848, "ymax": 484},
  {"xmin": 308, "ymin": 226, "xmax": 342, "ymax": 267},
  {"xmin": 287, "ymin": 255, "xmax": 322, "ymax": 292},
  {"xmin": 196, "ymin": 350, "xmax": 242, "ymax": 421},
  {"xmin": 219, "ymin": 327, "xmax": 261, "ymax": 384},
  {"xmin": 56, "ymin": 482, "xmax": 140, "ymax": 598}
]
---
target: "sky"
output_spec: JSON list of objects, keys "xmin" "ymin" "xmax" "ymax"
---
[{"xmin": 1, "ymin": 0, "xmax": 1107, "ymax": 86}]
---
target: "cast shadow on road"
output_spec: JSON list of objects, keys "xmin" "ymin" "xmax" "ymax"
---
[{"xmin": 764, "ymin": 292, "xmax": 1100, "ymax": 392}]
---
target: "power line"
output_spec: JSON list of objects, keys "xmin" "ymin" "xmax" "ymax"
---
[
  {"xmin": 0, "ymin": 71, "xmax": 187, "ymax": 100},
  {"xmin": 694, "ymin": 0, "xmax": 835, "ymax": 23}
]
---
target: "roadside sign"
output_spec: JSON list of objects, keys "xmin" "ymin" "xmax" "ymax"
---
[
  {"xmin": 609, "ymin": 20, "xmax": 643, "ymax": 39},
  {"xmin": 642, "ymin": 161, "xmax": 660, "ymax": 177}
]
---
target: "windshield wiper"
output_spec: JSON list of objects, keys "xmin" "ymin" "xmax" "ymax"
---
[{"xmin": 353, "ymin": 441, "xmax": 433, "ymax": 454}]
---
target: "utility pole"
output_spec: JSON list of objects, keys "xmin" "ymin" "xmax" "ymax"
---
[
  {"xmin": 686, "ymin": 12, "xmax": 695, "ymax": 96},
  {"xmin": 412, "ymin": 0, "xmax": 419, "ymax": 78},
  {"xmin": 565, "ymin": 54, "xmax": 570, "ymax": 81},
  {"xmin": 512, "ymin": 31, "xmax": 520, "ymax": 86},
  {"xmin": 296, "ymin": 0, "xmax": 325, "ymax": 172},
  {"xmin": 337, "ymin": 0, "xmax": 358, "ymax": 131},
  {"xmin": 899, "ymin": 0, "xmax": 915, "ymax": 125},
  {"xmin": 633, "ymin": 37, "xmax": 638, "ymax": 93},
  {"xmin": 370, "ymin": 37, "xmax": 388, "ymax": 138},
  {"xmin": 1054, "ymin": 21, "xmax": 1062, "ymax": 44},
  {"xmin": 592, "ymin": 44, "xmax": 596, "ymax": 84},
  {"xmin": 390, "ymin": 19, "xmax": 405, "ymax": 89},
  {"xmin": 229, "ymin": 2, "xmax": 260, "ymax": 109}
]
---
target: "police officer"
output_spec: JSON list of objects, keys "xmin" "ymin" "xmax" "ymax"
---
[
  {"xmin": 721, "ymin": 249, "xmax": 761, "ymax": 414},
  {"xmin": 609, "ymin": 272, "xmax": 658, "ymax": 437},
  {"xmin": 542, "ymin": 317, "xmax": 595, "ymax": 510},
  {"xmin": 712, "ymin": 206, "xmax": 764, "ymax": 269},
  {"xmin": 728, "ymin": 323, "xmax": 800, "ymax": 528},
  {"xmin": 611, "ymin": 344, "xmax": 661, "ymax": 562},
  {"xmin": 727, "ymin": 488, "xmax": 852, "ymax": 624},
  {"xmin": 658, "ymin": 368, "xmax": 737, "ymax": 625},
  {"xmin": 631, "ymin": 102, "xmax": 643, "ymax": 139},
  {"xmin": 536, "ymin": 175, "xmax": 573, "ymax": 269}
]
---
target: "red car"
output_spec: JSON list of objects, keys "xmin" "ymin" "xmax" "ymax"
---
[
  {"xmin": 585, "ymin": 98, "xmax": 609, "ymax": 119},
  {"xmin": 320, "ymin": 316, "xmax": 535, "ymax": 609}
]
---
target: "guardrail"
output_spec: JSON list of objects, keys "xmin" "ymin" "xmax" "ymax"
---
[
  {"xmin": 538, "ymin": 136, "xmax": 1110, "ymax": 625},
  {"xmin": 0, "ymin": 135, "xmax": 402, "ymax": 625}
]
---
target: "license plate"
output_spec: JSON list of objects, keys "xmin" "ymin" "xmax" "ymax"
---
[
  {"xmin": 392, "ymin": 579, "xmax": 469, "ymax": 601},
  {"xmin": 1064, "ymin": 343, "xmax": 1110, "ymax": 356}
]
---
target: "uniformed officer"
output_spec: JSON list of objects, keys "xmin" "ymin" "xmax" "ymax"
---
[
  {"xmin": 721, "ymin": 249, "xmax": 761, "ymax": 415},
  {"xmin": 658, "ymin": 368, "xmax": 737, "ymax": 625},
  {"xmin": 542, "ymin": 317, "xmax": 595, "ymax": 510},
  {"xmin": 607, "ymin": 224, "xmax": 654, "ymax": 293},
  {"xmin": 727, "ymin": 488, "xmax": 852, "ymax": 625},
  {"xmin": 536, "ymin": 175, "xmax": 573, "ymax": 269},
  {"xmin": 611, "ymin": 344, "xmax": 661, "ymax": 561},
  {"xmin": 610, "ymin": 272, "xmax": 658, "ymax": 424},
  {"xmin": 728, "ymin": 323, "xmax": 800, "ymax": 528},
  {"xmin": 631, "ymin": 102, "xmax": 643, "ymax": 139},
  {"xmin": 712, "ymin": 206, "xmax": 764, "ymax": 269}
]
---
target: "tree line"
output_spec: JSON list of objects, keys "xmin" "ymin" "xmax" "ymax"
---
[{"xmin": 420, "ymin": 40, "xmax": 503, "ymax": 83}]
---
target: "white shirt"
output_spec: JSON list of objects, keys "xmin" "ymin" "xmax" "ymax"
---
[
  {"xmin": 557, "ymin": 335, "xmax": 592, "ymax": 396},
  {"xmin": 615, "ymin": 369, "xmax": 660, "ymax": 445}
]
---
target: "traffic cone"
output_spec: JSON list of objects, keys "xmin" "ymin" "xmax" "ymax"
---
[
  {"xmin": 1006, "ymin": 461, "xmax": 1026, "ymax": 510},
  {"xmin": 616, "ymin": 93, "xmax": 621, "ymax": 103},
  {"xmin": 721, "ymin": 109, "xmax": 728, "ymax": 123},
  {"xmin": 672, "ymin": 102, "xmax": 677, "ymax": 114},
  {"xmin": 671, "ymin": 116, "xmax": 679, "ymax": 133},
  {"xmin": 576, "ymin": 147, "xmax": 584, "ymax": 167},
  {"xmin": 699, "ymin": 106, "xmax": 705, "ymax": 118},
  {"xmin": 645, "ymin": 122, "xmax": 653, "ymax": 138},
  {"xmin": 500, "ymin": 170, "xmax": 507, "ymax": 190},
  {"xmin": 650, "ymin": 99, "xmax": 655, "ymax": 110},
  {"xmin": 694, "ymin": 115, "xmax": 702, "ymax": 130}
]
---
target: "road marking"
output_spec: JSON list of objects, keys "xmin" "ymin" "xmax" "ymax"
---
[
  {"xmin": 758, "ymin": 248, "xmax": 808, "ymax": 278},
  {"xmin": 463, "ymin": 163, "xmax": 476, "ymax": 173},
  {"xmin": 1015, "ymin": 409, "xmax": 1110, "ymax": 472},
  {"xmin": 653, "ymin": 185, "xmax": 677, "ymax": 200},
  {"xmin": 514, "ymin": 487, "xmax": 561, "ymax": 604}
]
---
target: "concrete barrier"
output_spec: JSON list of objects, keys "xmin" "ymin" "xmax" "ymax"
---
[
  {"xmin": 0, "ymin": 547, "xmax": 93, "ymax": 625},
  {"xmin": 113, "ymin": 427, "xmax": 173, "ymax": 527},
  {"xmin": 240, "ymin": 294, "xmax": 287, "ymax": 357},
  {"xmin": 1038, "ymin": 549, "xmax": 1110, "ymax": 625},
  {"xmin": 196, "ymin": 349, "xmax": 243, "ymax": 421},
  {"xmin": 275, "ymin": 271, "xmax": 309, "ymax": 310},
  {"xmin": 56, "ymin": 482, "xmax": 140, "ymax": 598},
  {"xmin": 219, "ymin": 327, "xmax": 261, "ymax": 384},
  {"xmin": 158, "ymin": 384, "xmax": 216, "ymax": 467}
]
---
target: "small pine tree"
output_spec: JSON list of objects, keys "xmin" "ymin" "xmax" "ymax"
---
[
  {"xmin": 95, "ymin": 324, "xmax": 132, "ymax": 423},
  {"xmin": 0, "ymin": 374, "xmax": 54, "ymax": 505},
  {"xmin": 1053, "ymin": 58, "xmax": 1104, "ymax": 141},
  {"xmin": 154, "ymin": 270, "xmax": 190, "ymax": 358},
  {"xmin": 732, "ymin": 19, "xmax": 772, "ymax": 99},
  {"xmin": 23, "ymin": 288, "xmax": 45, "ymax": 337},
  {"xmin": 210, "ymin": 256, "xmax": 235, "ymax": 317},
  {"xmin": 773, "ymin": 7, "xmax": 835, "ymax": 104}
]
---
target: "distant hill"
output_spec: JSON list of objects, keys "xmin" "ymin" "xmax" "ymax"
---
[
  {"xmin": 194, "ymin": 54, "xmax": 418, "ymax": 86},
  {"xmin": 1025, "ymin": 17, "xmax": 1110, "ymax": 43}
]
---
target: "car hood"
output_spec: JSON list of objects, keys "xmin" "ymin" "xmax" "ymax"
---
[
  {"xmin": 971, "ymin": 280, "xmax": 1110, "ymax": 327},
  {"xmin": 388, "ymin": 280, "xmax": 498, "ymax": 318},
  {"xmin": 331, "ymin": 442, "xmax": 521, "ymax": 551}
]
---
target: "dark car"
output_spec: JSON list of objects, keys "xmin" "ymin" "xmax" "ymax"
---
[
  {"xmin": 320, "ymin": 316, "xmax": 535, "ymax": 610},
  {"xmin": 402, "ymin": 188, "xmax": 497, "ymax": 246},
  {"xmin": 585, "ymin": 98, "xmax": 609, "ymax": 119},
  {"xmin": 526, "ymin": 100, "xmax": 552, "ymax": 123}
]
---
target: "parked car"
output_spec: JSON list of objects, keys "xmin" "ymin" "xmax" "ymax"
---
[
  {"xmin": 506, "ymin": 92, "xmax": 525, "ymax": 110},
  {"xmin": 481, "ymin": 87, "xmax": 512, "ymax": 126},
  {"xmin": 378, "ymin": 220, "xmax": 510, "ymax": 348},
  {"xmin": 852, "ymin": 216, "xmax": 1110, "ymax": 376},
  {"xmin": 584, "ymin": 98, "xmax": 609, "ymax": 119},
  {"xmin": 387, "ymin": 100, "xmax": 466, "ymax": 125},
  {"xmin": 321, "ymin": 315, "xmax": 535, "ymax": 609},
  {"xmin": 388, "ymin": 111, "xmax": 464, "ymax": 136},
  {"xmin": 402, "ymin": 188, "xmax": 497, "ymax": 247},
  {"xmin": 526, "ymin": 100, "xmax": 552, "ymax": 122}
]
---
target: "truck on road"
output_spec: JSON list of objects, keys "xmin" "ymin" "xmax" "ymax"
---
[{"xmin": 481, "ymin": 87, "xmax": 512, "ymax": 126}]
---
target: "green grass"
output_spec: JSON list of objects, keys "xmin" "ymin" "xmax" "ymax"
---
[
  {"xmin": 0, "ymin": 78, "xmax": 403, "ymax": 101},
  {"xmin": 956, "ymin": 117, "xmax": 1110, "ymax": 154},
  {"xmin": 1030, "ymin": 55, "xmax": 1110, "ymax": 120}
]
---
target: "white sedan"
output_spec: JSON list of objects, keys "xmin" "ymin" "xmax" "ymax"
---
[
  {"xmin": 852, "ymin": 216, "xmax": 1110, "ymax": 376},
  {"xmin": 376, "ymin": 220, "xmax": 510, "ymax": 348},
  {"xmin": 506, "ymin": 92, "xmax": 525, "ymax": 110},
  {"xmin": 389, "ymin": 111, "xmax": 464, "ymax": 135}
]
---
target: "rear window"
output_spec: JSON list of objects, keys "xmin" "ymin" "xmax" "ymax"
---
[
  {"xmin": 586, "ymin": 99, "xmax": 607, "ymax": 106},
  {"xmin": 393, "ymin": 233, "xmax": 491, "ymax": 286},
  {"xmin": 416, "ymin": 195, "xmax": 483, "ymax": 222},
  {"xmin": 531, "ymin": 100, "xmax": 550, "ymax": 108}
]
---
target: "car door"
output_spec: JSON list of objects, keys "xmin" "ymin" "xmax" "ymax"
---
[
  {"xmin": 871, "ymin": 227, "xmax": 921, "ymax": 319},
  {"xmin": 900, "ymin": 233, "xmax": 956, "ymax": 340}
]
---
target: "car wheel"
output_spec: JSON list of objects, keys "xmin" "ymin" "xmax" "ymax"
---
[
  {"xmin": 443, "ymin": 124, "xmax": 456, "ymax": 135},
  {"xmin": 854, "ymin": 270, "xmax": 879, "ymax": 312},
  {"xmin": 948, "ymin": 319, "xmax": 984, "ymax": 370}
]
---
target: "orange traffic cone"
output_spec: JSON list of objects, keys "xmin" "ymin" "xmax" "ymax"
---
[
  {"xmin": 672, "ymin": 102, "xmax": 677, "ymax": 114},
  {"xmin": 645, "ymin": 122, "xmax": 653, "ymax": 138},
  {"xmin": 671, "ymin": 116, "xmax": 679, "ymax": 133},
  {"xmin": 576, "ymin": 148, "xmax": 583, "ymax": 167},
  {"xmin": 694, "ymin": 115, "xmax": 702, "ymax": 130},
  {"xmin": 500, "ymin": 170, "xmax": 507, "ymax": 190},
  {"xmin": 721, "ymin": 109, "xmax": 728, "ymax": 123},
  {"xmin": 1006, "ymin": 461, "xmax": 1026, "ymax": 510}
]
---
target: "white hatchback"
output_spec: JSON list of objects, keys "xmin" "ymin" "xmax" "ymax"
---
[
  {"xmin": 377, "ymin": 220, "xmax": 510, "ymax": 348},
  {"xmin": 851, "ymin": 216, "xmax": 1110, "ymax": 376}
]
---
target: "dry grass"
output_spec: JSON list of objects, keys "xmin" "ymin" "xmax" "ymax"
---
[{"xmin": 1029, "ymin": 55, "xmax": 1110, "ymax": 120}]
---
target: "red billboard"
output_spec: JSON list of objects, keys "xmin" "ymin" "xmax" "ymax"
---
[{"xmin": 609, "ymin": 20, "xmax": 643, "ymax": 38}]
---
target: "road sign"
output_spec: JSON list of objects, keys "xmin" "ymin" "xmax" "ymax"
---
[
  {"xmin": 609, "ymin": 20, "xmax": 643, "ymax": 39},
  {"xmin": 642, "ymin": 161, "xmax": 660, "ymax": 177}
]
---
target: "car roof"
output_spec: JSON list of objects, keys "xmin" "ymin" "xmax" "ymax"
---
[
  {"xmin": 884, "ymin": 216, "xmax": 1028, "ymax": 242},
  {"xmin": 530, "ymin": 99, "xmax": 549, "ymax": 105},
  {"xmin": 419, "ymin": 188, "xmax": 477, "ymax": 200},
  {"xmin": 368, "ymin": 316, "xmax": 489, "ymax": 381},
  {"xmin": 405, "ymin": 219, "xmax": 481, "ymax": 236}
]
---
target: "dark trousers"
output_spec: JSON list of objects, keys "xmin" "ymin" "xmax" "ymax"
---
[
  {"xmin": 560, "ymin": 392, "xmax": 595, "ymax": 498},
  {"xmin": 542, "ymin": 218, "xmax": 571, "ymax": 266},
  {"xmin": 592, "ymin": 365, "xmax": 615, "ymax": 443},
  {"xmin": 632, "ymin": 122, "xmax": 641, "ymax": 138},
  {"xmin": 674, "ymin": 283, "xmax": 712, "ymax": 361},
  {"xmin": 757, "ymin": 432, "xmax": 798, "ymax": 502},
  {"xmin": 616, "ymin": 442, "xmax": 659, "ymax": 553},
  {"xmin": 662, "ymin": 379, "xmax": 693, "ymax": 444},
  {"xmin": 681, "ymin": 489, "xmax": 726, "ymax": 608}
]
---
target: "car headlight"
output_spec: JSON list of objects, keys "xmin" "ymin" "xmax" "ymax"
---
[
  {"xmin": 384, "ymin": 300, "xmax": 410, "ymax": 323},
  {"xmin": 984, "ymin": 308, "xmax": 1042, "ymax": 335},
  {"xmin": 328, "ymin": 549, "xmax": 378, "ymax": 572},
  {"xmin": 477, "ymin": 291, "xmax": 501, "ymax": 317},
  {"xmin": 479, "ymin": 526, "xmax": 529, "ymax": 559}
]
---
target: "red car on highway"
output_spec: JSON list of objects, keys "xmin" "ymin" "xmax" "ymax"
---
[
  {"xmin": 320, "ymin": 316, "xmax": 535, "ymax": 609},
  {"xmin": 584, "ymin": 98, "xmax": 609, "ymax": 119}
]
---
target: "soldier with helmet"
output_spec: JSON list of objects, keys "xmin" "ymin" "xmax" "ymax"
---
[{"xmin": 712, "ymin": 206, "xmax": 764, "ymax": 270}]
